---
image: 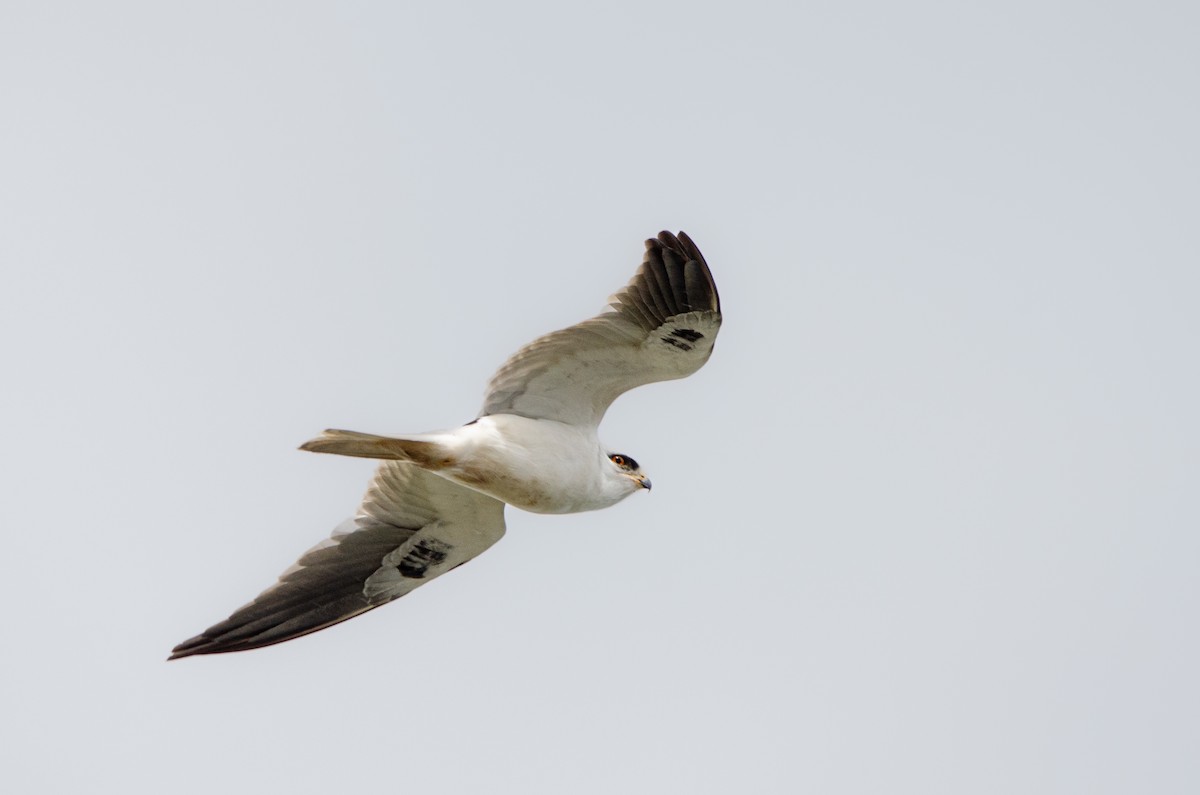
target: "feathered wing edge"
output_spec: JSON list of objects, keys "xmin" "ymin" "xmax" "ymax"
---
[
  {"xmin": 607, "ymin": 231, "xmax": 721, "ymax": 329},
  {"xmin": 169, "ymin": 521, "xmax": 409, "ymax": 658},
  {"xmin": 479, "ymin": 231, "xmax": 722, "ymax": 426},
  {"xmin": 170, "ymin": 463, "xmax": 506, "ymax": 659}
]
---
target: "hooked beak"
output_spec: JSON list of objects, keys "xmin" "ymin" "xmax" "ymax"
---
[{"xmin": 637, "ymin": 475, "xmax": 652, "ymax": 491}]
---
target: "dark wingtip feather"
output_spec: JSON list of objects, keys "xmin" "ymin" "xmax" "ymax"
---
[
  {"xmin": 168, "ymin": 636, "xmax": 220, "ymax": 660},
  {"xmin": 167, "ymin": 521, "xmax": 422, "ymax": 659},
  {"xmin": 643, "ymin": 231, "xmax": 720, "ymax": 315},
  {"xmin": 168, "ymin": 596, "xmax": 375, "ymax": 659}
]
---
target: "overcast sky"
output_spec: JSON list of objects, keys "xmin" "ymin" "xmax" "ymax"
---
[{"xmin": 2, "ymin": 2, "xmax": 1198, "ymax": 793}]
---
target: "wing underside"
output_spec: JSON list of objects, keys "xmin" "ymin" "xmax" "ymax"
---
[
  {"xmin": 170, "ymin": 463, "xmax": 506, "ymax": 659},
  {"xmin": 481, "ymin": 231, "xmax": 722, "ymax": 428}
]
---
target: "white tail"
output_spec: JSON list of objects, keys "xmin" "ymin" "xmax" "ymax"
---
[{"xmin": 299, "ymin": 429, "xmax": 449, "ymax": 467}]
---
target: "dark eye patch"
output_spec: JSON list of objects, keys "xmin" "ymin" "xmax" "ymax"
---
[{"xmin": 609, "ymin": 453, "xmax": 639, "ymax": 470}]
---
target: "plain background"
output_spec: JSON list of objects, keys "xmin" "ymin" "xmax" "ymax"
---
[{"xmin": 2, "ymin": 2, "xmax": 1197, "ymax": 793}]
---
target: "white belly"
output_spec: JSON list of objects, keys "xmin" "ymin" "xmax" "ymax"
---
[{"xmin": 435, "ymin": 415, "xmax": 626, "ymax": 514}]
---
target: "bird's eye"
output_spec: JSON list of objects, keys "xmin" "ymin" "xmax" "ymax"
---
[{"xmin": 610, "ymin": 454, "xmax": 625, "ymax": 466}]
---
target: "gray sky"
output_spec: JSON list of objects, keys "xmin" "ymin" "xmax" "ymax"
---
[{"xmin": 2, "ymin": 2, "xmax": 1198, "ymax": 793}]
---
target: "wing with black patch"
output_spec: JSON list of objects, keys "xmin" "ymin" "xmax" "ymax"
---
[
  {"xmin": 481, "ymin": 231, "xmax": 722, "ymax": 428},
  {"xmin": 169, "ymin": 463, "xmax": 505, "ymax": 659}
]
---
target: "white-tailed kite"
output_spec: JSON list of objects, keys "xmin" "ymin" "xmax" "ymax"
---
[{"xmin": 170, "ymin": 231, "xmax": 721, "ymax": 659}]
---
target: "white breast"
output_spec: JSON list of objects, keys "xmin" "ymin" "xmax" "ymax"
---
[{"xmin": 435, "ymin": 415, "xmax": 628, "ymax": 514}]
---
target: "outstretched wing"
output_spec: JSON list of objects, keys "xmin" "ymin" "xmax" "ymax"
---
[
  {"xmin": 170, "ymin": 463, "xmax": 505, "ymax": 659},
  {"xmin": 481, "ymin": 231, "xmax": 722, "ymax": 428}
]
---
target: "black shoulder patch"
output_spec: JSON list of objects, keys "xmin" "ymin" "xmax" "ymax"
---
[
  {"xmin": 661, "ymin": 336, "xmax": 692, "ymax": 351},
  {"xmin": 661, "ymin": 327, "xmax": 704, "ymax": 351},
  {"xmin": 671, "ymin": 328, "xmax": 704, "ymax": 343},
  {"xmin": 398, "ymin": 539, "xmax": 453, "ymax": 579}
]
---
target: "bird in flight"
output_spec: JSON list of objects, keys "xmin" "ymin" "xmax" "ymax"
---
[{"xmin": 170, "ymin": 231, "xmax": 721, "ymax": 659}]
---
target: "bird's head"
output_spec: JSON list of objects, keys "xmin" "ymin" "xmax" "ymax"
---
[{"xmin": 606, "ymin": 452, "xmax": 652, "ymax": 494}]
